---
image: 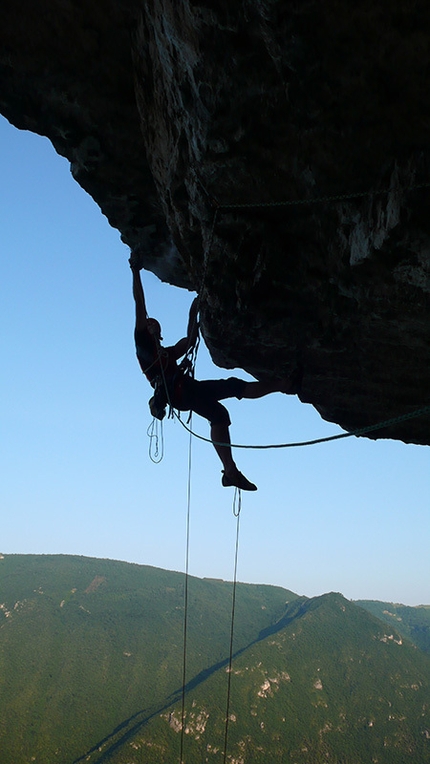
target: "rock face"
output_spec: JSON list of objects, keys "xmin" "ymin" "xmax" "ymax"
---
[{"xmin": 1, "ymin": 0, "xmax": 429, "ymax": 444}]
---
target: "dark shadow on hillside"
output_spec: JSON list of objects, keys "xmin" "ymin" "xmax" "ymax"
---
[{"xmin": 73, "ymin": 597, "xmax": 311, "ymax": 764}]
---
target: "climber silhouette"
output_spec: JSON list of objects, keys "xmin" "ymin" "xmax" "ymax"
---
[{"xmin": 130, "ymin": 257, "xmax": 293, "ymax": 491}]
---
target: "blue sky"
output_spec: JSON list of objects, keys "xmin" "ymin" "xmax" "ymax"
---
[{"xmin": 1, "ymin": 116, "xmax": 428, "ymax": 605}]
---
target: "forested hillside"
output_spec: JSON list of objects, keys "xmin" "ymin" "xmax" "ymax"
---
[
  {"xmin": 1, "ymin": 555, "xmax": 429, "ymax": 763},
  {"xmin": 358, "ymin": 599, "xmax": 430, "ymax": 655}
]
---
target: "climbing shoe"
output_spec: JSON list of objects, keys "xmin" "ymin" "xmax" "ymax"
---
[{"xmin": 221, "ymin": 470, "xmax": 257, "ymax": 491}]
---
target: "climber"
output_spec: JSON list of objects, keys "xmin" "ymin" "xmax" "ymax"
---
[{"xmin": 130, "ymin": 257, "xmax": 293, "ymax": 491}]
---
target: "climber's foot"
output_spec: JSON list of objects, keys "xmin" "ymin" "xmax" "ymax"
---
[{"xmin": 222, "ymin": 469, "xmax": 257, "ymax": 491}]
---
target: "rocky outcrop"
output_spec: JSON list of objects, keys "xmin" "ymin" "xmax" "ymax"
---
[{"xmin": 1, "ymin": 1, "xmax": 429, "ymax": 443}]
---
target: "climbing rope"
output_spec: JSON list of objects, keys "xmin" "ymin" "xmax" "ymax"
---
[
  {"xmin": 147, "ymin": 417, "xmax": 164, "ymax": 462},
  {"xmin": 179, "ymin": 418, "xmax": 193, "ymax": 764},
  {"xmin": 209, "ymin": 179, "xmax": 430, "ymax": 212},
  {"xmin": 173, "ymin": 404, "xmax": 430, "ymax": 451},
  {"xmin": 223, "ymin": 489, "xmax": 242, "ymax": 764},
  {"xmin": 232, "ymin": 486, "xmax": 242, "ymax": 518}
]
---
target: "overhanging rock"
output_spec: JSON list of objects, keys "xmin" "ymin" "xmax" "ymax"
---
[{"xmin": 1, "ymin": 0, "xmax": 429, "ymax": 444}]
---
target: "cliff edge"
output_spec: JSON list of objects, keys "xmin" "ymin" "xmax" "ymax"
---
[{"xmin": 1, "ymin": 0, "xmax": 429, "ymax": 443}]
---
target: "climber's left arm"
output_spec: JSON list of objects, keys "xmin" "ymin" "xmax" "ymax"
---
[{"xmin": 172, "ymin": 297, "xmax": 199, "ymax": 359}]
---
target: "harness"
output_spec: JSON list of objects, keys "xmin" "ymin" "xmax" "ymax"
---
[
  {"xmin": 136, "ymin": 312, "xmax": 200, "ymax": 421},
  {"xmin": 148, "ymin": 341, "xmax": 200, "ymax": 421},
  {"xmin": 149, "ymin": 370, "xmax": 182, "ymax": 421}
]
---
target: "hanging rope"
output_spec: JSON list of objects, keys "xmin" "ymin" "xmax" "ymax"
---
[
  {"xmin": 179, "ymin": 417, "xmax": 193, "ymax": 764},
  {"xmin": 223, "ymin": 489, "xmax": 242, "ymax": 764},
  {"xmin": 173, "ymin": 403, "xmax": 430, "ymax": 451},
  {"xmin": 147, "ymin": 417, "xmax": 164, "ymax": 462}
]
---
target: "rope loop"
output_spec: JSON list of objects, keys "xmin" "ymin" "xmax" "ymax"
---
[
  {"xmin": 232, "ymin": 487, "xmax": 242, "ymax": 517},
  {"xmin": 147, "ymin": 417, "xmax": 164, "ymax": 463}
]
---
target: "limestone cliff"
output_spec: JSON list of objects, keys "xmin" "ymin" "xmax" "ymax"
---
[{"xmin": 1, "ymin": 1, "xmax": 429, "ymax": 444}]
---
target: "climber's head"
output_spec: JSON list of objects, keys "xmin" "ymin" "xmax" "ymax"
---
[{"xmin": 147, "ymin": 318, "xmax": 162, "ymax": 341}]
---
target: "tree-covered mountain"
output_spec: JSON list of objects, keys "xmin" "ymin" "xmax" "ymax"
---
[
  {"xmin": 1, "ymin": 554, "xmax": 429, "ymax": 763},
  {"xmin": 357, "ymin": 599, "xmax": 430, "ymax": 656}
]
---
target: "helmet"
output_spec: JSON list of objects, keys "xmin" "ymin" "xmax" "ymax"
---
[{"xmin": 147, "ymin": 318, "xmax": 162, "ymax": 338}]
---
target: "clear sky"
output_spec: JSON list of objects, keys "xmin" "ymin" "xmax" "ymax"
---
[{"xmin": 1, "ymin": 115, "xmax": 428, "ymax": 605}]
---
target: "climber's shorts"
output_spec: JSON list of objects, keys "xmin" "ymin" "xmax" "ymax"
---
[{"xmin": 174, "ymin": 377, "xmax": 247, "ymax": 426}]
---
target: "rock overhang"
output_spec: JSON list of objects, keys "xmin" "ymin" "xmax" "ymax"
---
[{"xmin": 1, "ymin": 0, "xmax": 429, "ymax": 444}]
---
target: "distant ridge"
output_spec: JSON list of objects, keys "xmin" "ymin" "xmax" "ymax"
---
[
  {"xmin": 1, "ymin": 554, "xmax": 430, "ymax": 763},
  {"xmin": 357, "ymin": 599, "xmax": 430, "ymax": 656}
]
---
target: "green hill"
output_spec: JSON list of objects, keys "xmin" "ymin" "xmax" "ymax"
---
[
  {"xmin": 357, "ymin": 599, "xmax": 430, "ymax": 655},
  {"xmin": 1, "ymin": 554, "xmax": 430, "ymax": 763}
]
